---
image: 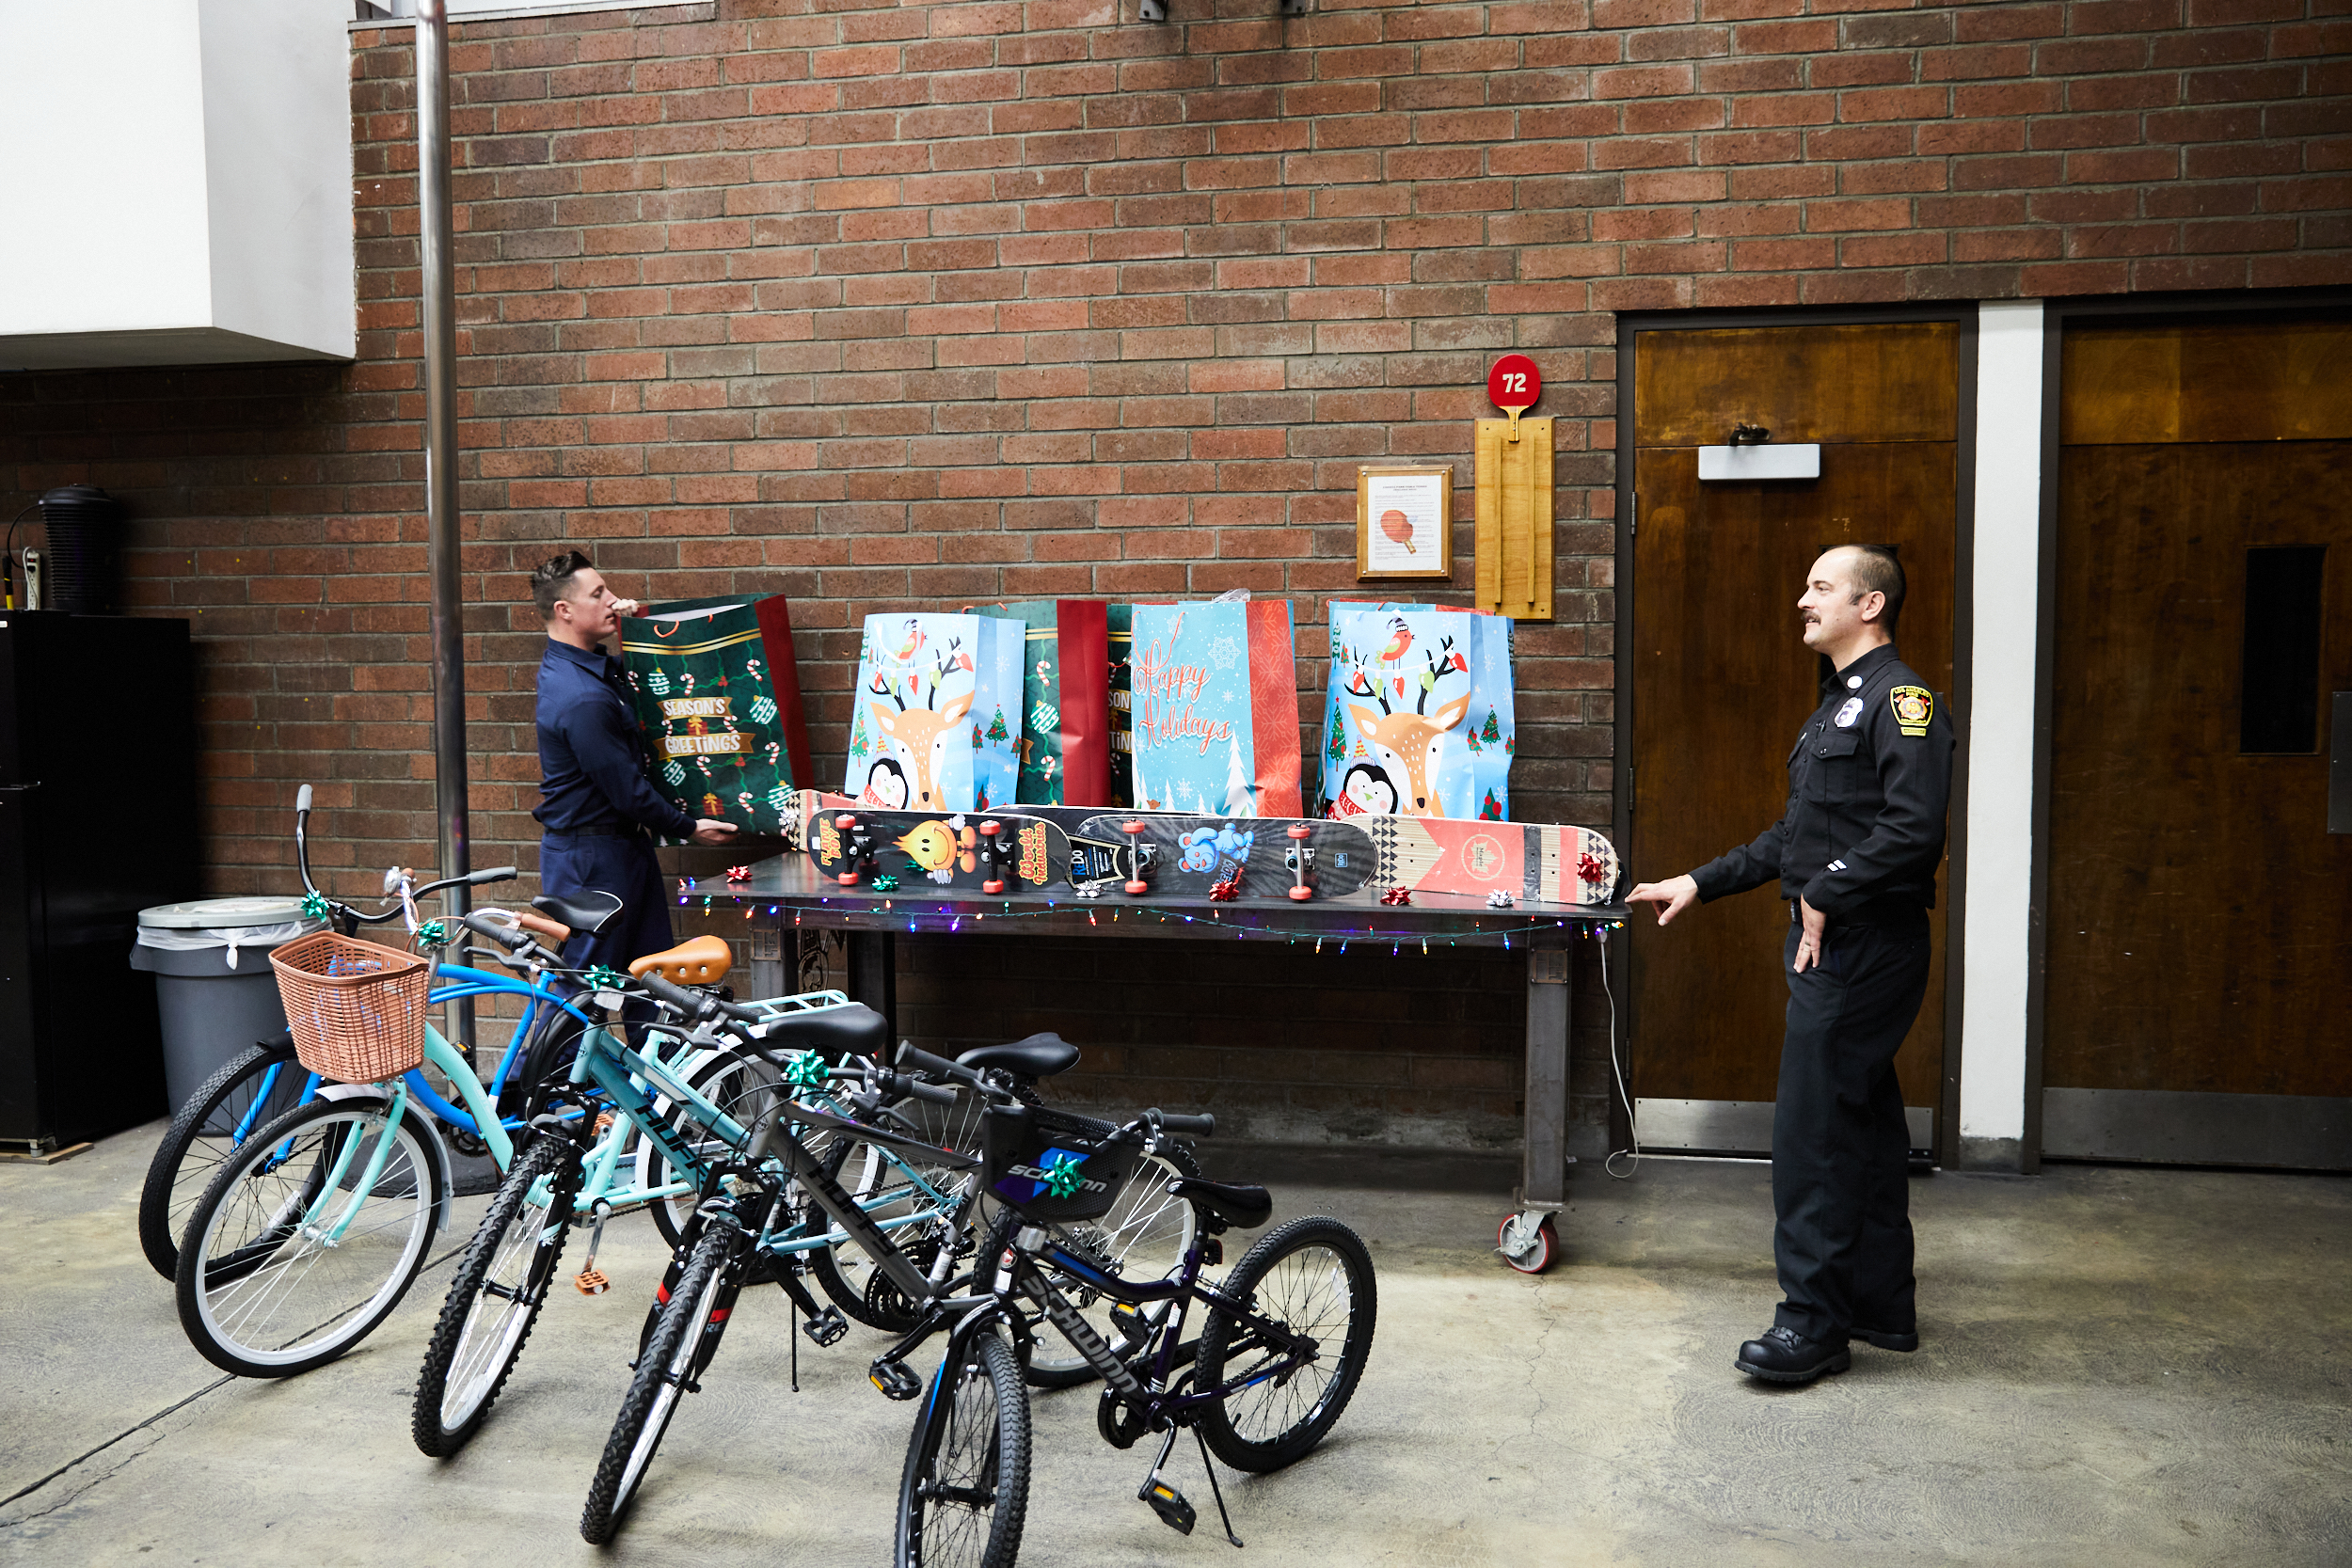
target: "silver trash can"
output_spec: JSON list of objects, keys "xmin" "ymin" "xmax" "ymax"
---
[{"xmin": 130, "ymin": 897, "xmax": 322, "ymax": 1114}]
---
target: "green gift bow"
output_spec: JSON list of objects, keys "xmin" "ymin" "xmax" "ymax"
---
[
  {"xmin": 300, "ymin": 891, "xmax": 332, "ymax": 922},
  {"xmin": 781, "ymin": 1050, "xmax": 830, "ymax": 1090},
  {"xmin": 1043, "ymin": 1154, "xmax": 1088, "ymax": 1200},
  {"xmin": 415, "ymin": 920, "xmax": 447, "ymax": 949},
  {"xmin": 583, "ymin": 964, "xmax": 630, "ymax": 994}
]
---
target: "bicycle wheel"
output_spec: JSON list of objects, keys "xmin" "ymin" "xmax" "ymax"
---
[
  {"xmin": 817, "ymin": 1085, "xmax": 991, "ymax": 1332},
  {"xmin": 1194, "ymin": 1215, "xmax": 1377, "ymax": 1473},
  {"xmin": 894, "ymin": 1328, "xmax": 1030, "ymax": 1568},
  {"xmin": 138, "ymin": 1037, "xmax": 309, "ymax": 1279},
  {"xmin": 1019, "ymin": 1138, "xmax": 1201, "ymax": 1389},
  {"xmin": 174, "ymin": 1094, "xmax": 444, "ymax": 1379},
  {"xmin": 580, "ymin": 1220, "xmax": 732, "ymax": 1544},
  {"xmin": 636, "ymin": 1050, "xmax": 782, "ymax": 1248},
  {"xmin": 412, "ymin": 1133, "xmax": 583, "ymax": 1457}
]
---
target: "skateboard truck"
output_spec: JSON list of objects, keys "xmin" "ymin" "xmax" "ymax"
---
[
  {"xmin": 1282, "ymin": 824, "xmax": 1315, "ymax": 901},
  {"xmin": 833, "ymin": 813, "xmax": 879, "ymax": 887},
  {"xmin": 976, "ymin": 818, "xmax": 1016, "ymax": 895},
  {"xmin": 1118, "ymin": 820, "xmax": 1153, "ymax": 895}
]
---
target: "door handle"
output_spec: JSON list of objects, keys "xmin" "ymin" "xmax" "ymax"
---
[{"xmin": 2330, "ymin": 692, "xmax": 2350, "ymax": 835}]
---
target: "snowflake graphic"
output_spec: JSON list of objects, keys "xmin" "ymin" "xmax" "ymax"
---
[
  {"xmin": 661, "ymin": 758, "xmax": 687, "ymax": 787},
  {"xmin": 1208, "ymin": 634, "xmax": 1242, "ymax": 671},
  {"xmin": 749, "ymin": 694, "xmax": 778, "ymax": 725},
  {"xmin": 646, "ymin": 669, "xmax": 671, "ymax": 696}
]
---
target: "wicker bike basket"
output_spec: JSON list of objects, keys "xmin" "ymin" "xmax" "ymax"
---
[{"xmin": 269, "ymin": 928, "xmax": 432, "ymax": 1083}]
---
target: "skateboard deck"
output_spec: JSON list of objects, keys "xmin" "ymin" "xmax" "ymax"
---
[
  {"xmin": 807, "ymin": 808, "xmax": 1069, "ymax": 895},
  {"xmin": 1071, "ymin": 815, "xmax": 1375, "ymax": 901},
  {"xmin": 1364, "ymin": 816, "xmax": 1622, "ymax": 905}
]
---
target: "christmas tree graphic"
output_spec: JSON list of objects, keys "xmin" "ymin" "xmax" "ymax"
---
[
  {"xmin": 986, "ymin": 706, "xmax": 1009, "ymax": 744},
  {"xmin": 1327, "ymin": 725, "xmax": 1347, "ymax": 764},
  {"xmin": 1480, "ymin": 789, "xmax": 1503, "ymax": 821},
  {"xmin": 1480, "ymin": 709, "xmax": 1502, "ymax": 745},
  {"xmin": 850, "ymin": 705, "xmax": 870, "ymax": 758}
]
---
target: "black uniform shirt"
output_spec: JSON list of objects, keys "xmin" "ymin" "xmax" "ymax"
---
[
  {"xmin": 1691, "ymin": 641, "xmax": 1955, "ymax": 916},
  {"xmin": 534, "ymin": 639, "xmax": 695, "ymax": 839}
]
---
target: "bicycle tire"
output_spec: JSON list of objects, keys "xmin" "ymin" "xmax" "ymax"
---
[
  {"xmin": 1193, "ymin": 1215, "xmax": 1377, "ymax": 1474},
  {"xmin": 894, "ymin": 1328, "xmax": 1030, "ymax": 1568},
  {"xmin": 580, "ymin": 1220, "xmax": 732, "ymax": 1544},
  {"xmin": 174, "ymin": 1093, "xmax": 444, "ymax": 1379},
  {"xmin": 1019, "ymin": 1138, "xmax": 1201, "ymax": 1389},
  {"xmin": 137, "ymin": 1037, "xmax": 307, "ymax": 1279},
  {"xmin": 636, "ymin": 1050, "xmax": 783, "ymax": 1249},
  {"xmin": 411, "ymin": 1133, "xmax": 583, "ymax": 1457}
]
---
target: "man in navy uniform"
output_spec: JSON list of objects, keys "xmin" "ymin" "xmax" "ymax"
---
[
  {"xmin": 1627, "ymin": 544, "xmax": 1954, "ymax": 1386},
  {"xmin": 532, "ymin": 551, "xmax": 737, "ymax": 985}
]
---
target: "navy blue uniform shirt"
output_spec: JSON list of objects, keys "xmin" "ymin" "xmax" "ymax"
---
[
  {"xmin": 534, "ymin": 639, "xmax": 695, "ymax": 839},
  {"xmin": 1691, "ymin": 641, "xmax": 1954, "ymax": 916}
]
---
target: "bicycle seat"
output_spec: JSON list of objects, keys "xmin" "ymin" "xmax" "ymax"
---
[
  {"xmin": 958, "ymin": 1033, "xmax": 1079, "ymax": 1080},
  {"xmin": 753, "ymin": 1002, "xmax": 888, "ymax": 1062},
  {"xmin": 1168, "ymin": 1178, "xmax": 1272, "ymax": 1231},
  {"xmin": 628, "ymin": 934, "xmax": 732, "ymax": 987},
  {"xmin": 533, "ymin": 891, "xmax": 622, "ymax": 937}
]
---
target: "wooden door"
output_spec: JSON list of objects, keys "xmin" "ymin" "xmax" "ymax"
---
[
  {"xmin": 2046, "ymin": 319, "xmax": 2352, "ymax": 1161},
  {"xmin": 1629, "ymin": 323, "xmax": 1960, "ymax": 1140}
]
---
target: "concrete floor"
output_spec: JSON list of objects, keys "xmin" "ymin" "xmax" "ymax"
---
[{"xmin": 2, "ymin": 1128, "xmax": 2346, "ymax": 1568}]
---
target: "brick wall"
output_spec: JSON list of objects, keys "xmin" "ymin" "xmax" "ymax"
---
[{"xmin": 4, "ymin": 0, "xmax": 2344, "ymax": 1145}]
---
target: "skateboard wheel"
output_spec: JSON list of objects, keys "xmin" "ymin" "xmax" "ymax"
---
[
  {"xmin": 1287, "ymin": 884, "xmax": 1312, "ymax": 901},
  {"xmin": 837, "ymin": 872, "xmax": 860, "ymax": 886},
  {"xmin": 1124, "ymin": 879, "xmax": 1149, "ymax": 895},
  {"xmin": 977, "ymin": 819, "xmax": 1000, "ymax": 837},
  {"xmin": 1120, "ymin": 820, "xmax": 1146, "ymax": 834},
  {"xmin": 982, "ymin": 879, "xmax": 1005, "ymax": 895},
  {"xmin": 834, "ymin": 814, "xmax": 858, "ymax": 829},
  {"xmin": 1286, "ymin": 824, "xmax": 1311, "ymax": 839}
]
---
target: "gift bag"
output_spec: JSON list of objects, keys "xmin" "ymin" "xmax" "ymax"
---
[
  {"xmin": 1319, "ymin": 601, "xmax": 1515, "ymax": 820},
  {"xmin": 619, "ymin": 594, "xmax": 813, "ymax": 835},
  {"xmin": 1127, "ymin": 600, "xmax": 1302, "ymax": 817},
  {"xmin": 843, "ymin": 613, "xmax": 1023, "ymax": 812},
  {"xmin": 969, "ymin": 600, "xmax": 1111, "ymax": 806}
]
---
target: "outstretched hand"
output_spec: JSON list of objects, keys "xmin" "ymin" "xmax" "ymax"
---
[
  {"xmin": 690, "ymin": 818, "xmax": 739, "ymax": 846},
  {"xmin": 1625, "ymin": 874, "xmax": 1698, "ymax": 926}
]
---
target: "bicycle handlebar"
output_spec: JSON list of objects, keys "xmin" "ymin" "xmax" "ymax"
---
[
  {"xmin": 1154, "ymin": 1112, "xmax": 1216, "ymax": 1136},
  {"xmin": 894, "ymin": 1042, "xmax": 981, "ymax": 1088},
  {"xmin": 459, "ymin": 911, "xmax": 532, "ymax": 950}
]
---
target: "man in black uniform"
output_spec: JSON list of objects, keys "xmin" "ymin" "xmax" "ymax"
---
[
  {"xmin": 532, "ymin": 551, "xmax": 737, "ymax": 987},
  {"xmin": 1627, "ymin": 544, "xmax": 1954, "ymax": 1386}
]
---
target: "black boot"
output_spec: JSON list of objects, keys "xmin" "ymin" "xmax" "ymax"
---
[
  {"xmin": 1851, "ymin": 1323, "xmax": 1919, "ymax": 1353},
  {"xmin": 1735, "ymin": 1325, "xmax": 1851, "ymax": 1384}
]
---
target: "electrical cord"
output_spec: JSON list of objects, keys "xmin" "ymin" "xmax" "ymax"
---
[{"xmin": 1599, "ymin": 926, "xmax": 1641, "ymax": 1180}]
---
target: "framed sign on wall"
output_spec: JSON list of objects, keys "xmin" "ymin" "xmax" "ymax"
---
[{"xmin": 1356, "ymin": 465, "xmax": 1454, "ymax": 580}]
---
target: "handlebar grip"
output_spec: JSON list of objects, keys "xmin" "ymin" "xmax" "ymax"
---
[
  {"xmin": 458, "ymin": 911, "xmax": 530, "ymax": 950},
  {"xmin": 512, "ymin": 909, "xmax": 570, "ymax": 943},
  {"xmin": 296, "ymin": 784, "xmax": 313, "ymax": 814},
  {"xmin": 1155, "ymin": 1112, "xmax": 1216, "ymax": 1137},
  {"xmin": 468, "ymin": 865, "xmax": 519, "ymax": 886},
  {"xmin": 633, "ymin": 970, "xmax": 702, "ymax": 1014},
  {"xmin": 893, "ymin": 1042, "xmax": 977, "ymax": 1085},
  {"xmin": 900, "ymin": 1077, "xmax": 958, "ymax": 1105}
]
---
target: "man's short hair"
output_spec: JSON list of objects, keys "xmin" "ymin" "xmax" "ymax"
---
[
  {"xmin": 1843, "ymin": 543, "xmax": 1905, "ymax": 632},
  {"xmin": 531, "ymin": 550, "xmax": 594, "ymax": 620}
]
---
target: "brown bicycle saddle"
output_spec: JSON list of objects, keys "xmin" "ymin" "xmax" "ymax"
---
[{"xmin": 628, "ymin": 933, "xmax": 732, "ymax": 987}]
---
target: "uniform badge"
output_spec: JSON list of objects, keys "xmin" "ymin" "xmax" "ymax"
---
[
  {"xmin": 1890, "ymin": 686, "xmax": 1933, "ymax": 737},
  {"xmin": 1835, "ymin": 697, "xmax": 1863, "ymax": 728}
]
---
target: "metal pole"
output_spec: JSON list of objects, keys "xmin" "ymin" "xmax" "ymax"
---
[{"xmin": 418, "ymin": 0, "xmax": 473, "ymax": 1054}]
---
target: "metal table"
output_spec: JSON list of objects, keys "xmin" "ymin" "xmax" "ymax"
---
[{"xmin": 687, "ymin": 854, "xmax": 1625, "ymax": 1272}]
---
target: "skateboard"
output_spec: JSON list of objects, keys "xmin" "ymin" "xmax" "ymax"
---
[
  {"xmin": 1363, "ymin": 816, "xmax": 1622, "ymax": 905},
  {"xmin": 807, "ymin": 808, "xmax": 1070, "ymax": 895},
  {"xmin": 1072, "ymin": 815, "xmax": 1376, "ymax": 902}
]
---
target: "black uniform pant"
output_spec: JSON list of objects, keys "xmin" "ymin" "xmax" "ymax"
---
[
  {"xmin": 539, "ymin": 829, "xmax": 676, "ymax": 1046},
  {"xmin": 1771, "ymin": 906, "xmax": 1931, "ymax": 1344}
]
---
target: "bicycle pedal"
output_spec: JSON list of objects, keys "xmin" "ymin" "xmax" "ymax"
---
[
  {"xmin": 1140, "ymin": 1477, "xmax": 1197, "ymax": 1536},
  {"xmin": 802, "ymin": 1307, "xmax": 849, "ymax": 1348},
  {"xmin": 1108, "ymin": 1301, "xmax": 1152, "ymax": 1348},
  {"xmin": 574, "ymin": 1267, "xmax": 611, "ymax": 1295},
  {"xmin": 869, "ymin": 1359, "xmax": 922, "ymax": 1402}
]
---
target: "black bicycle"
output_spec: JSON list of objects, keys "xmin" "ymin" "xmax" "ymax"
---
[{"xmin": 880, "ymin": 1045, "xmax": 1379, "ymax": 1568}]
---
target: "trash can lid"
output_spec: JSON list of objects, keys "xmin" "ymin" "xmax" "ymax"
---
[{"xmin": 138, "ymin": 895, "xmax": 313, "ymax": 930}]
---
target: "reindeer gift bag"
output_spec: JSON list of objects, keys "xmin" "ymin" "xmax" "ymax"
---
[
  {"xmin": 1319, "ymin": 602, "xmax": 1516, "ymax": 820},
  {"xmin": 1127, "ymin": 599, "xmax": 1304, "ymax": 817},
  {"xmin": 843, "ymin": 613, "xmax": 1024, "ymax": 813},
  {"xmin": 619, "ymin": 594, "xmax": 814, "ymax": 834}
]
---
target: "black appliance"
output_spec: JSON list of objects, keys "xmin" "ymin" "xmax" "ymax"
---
[{"xmin": 0, "ymin": 612, "xmax": 197, "ymax": 1150}]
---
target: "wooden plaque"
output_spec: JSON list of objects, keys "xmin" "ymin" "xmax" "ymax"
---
[{"xmin": 1474, "ymin": 416, "xmax": 1553, "ymax": 620}]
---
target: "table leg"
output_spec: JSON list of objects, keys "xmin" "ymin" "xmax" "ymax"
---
[
  {"xmin": 1502, "ymin": 941, "xmax": 1573, "ymax": 1275},
  {"xmin": 849, "ymin": 930, "xmax": 897, "ymax": 1033}
]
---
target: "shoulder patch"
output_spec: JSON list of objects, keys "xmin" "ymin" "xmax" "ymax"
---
[{"xmin": 1890, "ymin": 685, "xmax": 1933, "ymax": 736}]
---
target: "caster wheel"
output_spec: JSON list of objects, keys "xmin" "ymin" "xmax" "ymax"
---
[{"xmin": 1497, "ymin": 1212, "xmax": 1556, "ymax": 1275}]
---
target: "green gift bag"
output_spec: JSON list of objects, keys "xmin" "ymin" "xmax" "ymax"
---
[
  {"xmin": 969, "ymin": 600, "xmax": 1112, "ymax": 806},
  {"xmin": 618, "ymin": 594, "xmax": 812, "ymax": 835}
]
